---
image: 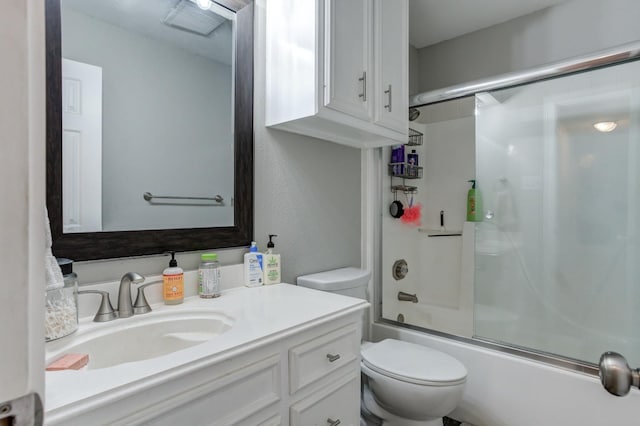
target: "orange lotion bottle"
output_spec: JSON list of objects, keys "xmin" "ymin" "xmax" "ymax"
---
[{"xmin": 163, "ymin": 251, "xmax": 184, "ymax": 305}]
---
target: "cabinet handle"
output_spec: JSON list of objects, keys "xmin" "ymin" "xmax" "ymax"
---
[
  {"xmin": 326, "ymin": 353, "xmax": 341, "ymax": 362},
  {"xmin": 358, "ymin": 71, "xmax": 367, "ymax": 101},
  {"xmin": 384, "ymin": 84, "xmax": 392, "ymax": 111},
  {"xmin": 327, "ymin": 418, "xmax": 341, "ymax": 426}
]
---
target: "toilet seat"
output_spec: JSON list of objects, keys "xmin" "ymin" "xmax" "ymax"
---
[{"xmin": 361, "ymin": 339, "xmax": 467, "ymax": 387}]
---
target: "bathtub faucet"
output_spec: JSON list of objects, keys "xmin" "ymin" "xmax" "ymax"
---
[{"xmin": 397, "ymin": 291, "xmax": 418, "ymax": 303}]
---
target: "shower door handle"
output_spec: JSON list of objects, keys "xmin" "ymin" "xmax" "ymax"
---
[{"xmin": 598, "ymin": 351, "xmax": 640, "ymax": 396}]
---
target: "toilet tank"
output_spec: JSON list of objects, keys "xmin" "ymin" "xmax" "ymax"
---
[{"xmin": 297, "ymin": 267, "xmax": 371, "ymax": 300}]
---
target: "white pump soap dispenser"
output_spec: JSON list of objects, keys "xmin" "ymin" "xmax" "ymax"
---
[{"xmin": 263, "ymin": 234, "xmax": 281, "ymax": 285}]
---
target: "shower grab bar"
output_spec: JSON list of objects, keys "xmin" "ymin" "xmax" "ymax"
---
[{"xmin": 143, "ymin": 192, "xmax": 223, "ymax": 203}]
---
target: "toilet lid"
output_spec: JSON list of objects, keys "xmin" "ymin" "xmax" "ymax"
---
[{"xmin": 361, "ymin": 339, "xmax": 467, "ymax": 385}]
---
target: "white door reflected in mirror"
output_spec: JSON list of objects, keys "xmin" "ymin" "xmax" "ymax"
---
[{"xmin": 62, "ymin": 58, "xmax": 102, "ymax": 233}]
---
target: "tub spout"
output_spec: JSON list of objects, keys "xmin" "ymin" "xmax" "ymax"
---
[{"xmin": 397, "ymin": 291, "xmax": 418, "ymax": 303}]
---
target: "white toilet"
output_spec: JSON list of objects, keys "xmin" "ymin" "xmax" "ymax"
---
[{"xmin": 298, "ymin": 268, "xmax": 467, "ymax": 426}]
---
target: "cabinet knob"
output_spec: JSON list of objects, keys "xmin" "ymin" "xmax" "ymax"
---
[
  {"xmin": 327, "ymin": 418, "xmax": 341, "ymax": 426},
  {"xmin": 358, "ymin": 71, "xmax": 367, "ymax": 101},
  {"xmin": 384, "ymin": 84, "xmax": 392, "ymax": 111},
  {"xmin": 326, "ymin": 353, "xmax": 341, "ymax": 362}
]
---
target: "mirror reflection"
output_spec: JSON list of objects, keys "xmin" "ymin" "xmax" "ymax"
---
[{"xmin": 60, "ymin": 0, "xmax": 235, "ymax": 233}]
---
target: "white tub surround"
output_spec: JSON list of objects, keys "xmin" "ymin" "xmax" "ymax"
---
[{"xmin": 45, "ymin": 284, "xmax": 368, "ymax": 425}]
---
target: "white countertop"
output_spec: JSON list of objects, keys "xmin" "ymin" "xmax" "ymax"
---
[{"xmin": 45, "ymin": 283, "xmax": 368, "ymax": 421}]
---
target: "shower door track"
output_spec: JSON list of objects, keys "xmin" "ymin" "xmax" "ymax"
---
[{"xmin": 376, "ymin": 318, "xmax": 600, "ymax": 376}]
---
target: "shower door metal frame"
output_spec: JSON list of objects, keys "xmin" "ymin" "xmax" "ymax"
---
[{"xmin": 409, "ymin": 41, "xmax": 640, "ymax": 108}]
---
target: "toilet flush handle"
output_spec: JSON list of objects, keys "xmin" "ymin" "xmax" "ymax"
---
[{"xmin": 327, "ymin": 418, "xmax": 341, "ymax": 426}]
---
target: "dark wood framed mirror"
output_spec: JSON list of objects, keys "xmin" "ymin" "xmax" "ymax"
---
[{"xmin": 45, "ymin": 0, "xmax": 253, "ymax": 261}]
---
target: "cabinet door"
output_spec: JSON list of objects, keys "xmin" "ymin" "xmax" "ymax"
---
[
  {"xmin": 290, "ymin": 374, "xmax": 360, "ymax": 426},
  {"xmin": 323, "ymin": 0, "xmax": 373, "ymax": 122},
  {"xmin": 373, "ymin": 0, "xmax": 408, "ymax": 134}
]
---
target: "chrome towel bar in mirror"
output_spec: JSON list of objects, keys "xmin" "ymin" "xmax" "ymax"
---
[{"xmin": 143, "ymin": 192, "xmax": 224, "ymax": 203}]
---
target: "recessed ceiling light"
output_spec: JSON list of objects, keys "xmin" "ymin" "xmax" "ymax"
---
[
  {"xmin": 195, "ymin": 0, "xmax": 211, "ymax": 10},
  {"xmin": 593, "ymin": 121, "xmax": 617, "ymax": 132}
]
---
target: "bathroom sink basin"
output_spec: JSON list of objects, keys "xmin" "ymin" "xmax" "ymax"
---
[{"xmin": 46, "ymin": 309, "xmax": 234, "ymax": 370}]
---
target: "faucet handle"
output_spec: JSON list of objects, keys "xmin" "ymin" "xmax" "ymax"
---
[
  {"xmin": 78, "ymin": 290, "xmax": 118, "ymax": 322},
  {"xmin": 133, "ymin": 281, "xmax": 162, "ymax": 314}
]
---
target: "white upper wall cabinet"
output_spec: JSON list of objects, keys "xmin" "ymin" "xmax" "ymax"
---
[
  {"xmin": 324, "ymin": 0, "xmax": 373, "ymax": 122},
  {"xmin": 373, "ymin": 0, "xmax": 408, "ymax": 134},
  {"xmin": 265, "ymin": 0, "xmax": 409, "ymax": 149}
]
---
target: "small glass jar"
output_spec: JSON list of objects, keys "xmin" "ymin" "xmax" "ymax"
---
[
  {"xmin": 198, "ymin": 253, "xmax": 221, "ymax": 298},
  {"xmin": 45, "ymin": 258, "xmax": 79, "ymax": 341}
]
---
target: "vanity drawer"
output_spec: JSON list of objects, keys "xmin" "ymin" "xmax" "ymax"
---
[
  {"xmin": 289, "ymin": 324, "xmax": 359, "ymax": 393},
  {"xmin": 290, "ymin": 374, "xmax": 360, "ymax": 426}
]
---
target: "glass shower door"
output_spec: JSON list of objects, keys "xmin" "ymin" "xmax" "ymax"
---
[{"xmin": 474, "ymin": 59, "xmax": 640, "ymax": 365}]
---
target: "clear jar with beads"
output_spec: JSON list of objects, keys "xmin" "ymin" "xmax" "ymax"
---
[{"xmin": 45, "ymin": 258, "xmax": 78, "ymax": 341}]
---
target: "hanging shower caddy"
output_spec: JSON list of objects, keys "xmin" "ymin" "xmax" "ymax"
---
[{"xmin": 389, "ymin": 128, "xmax": 423, "ymax": 195}]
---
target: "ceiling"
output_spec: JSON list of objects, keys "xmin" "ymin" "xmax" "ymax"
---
[
  {"xmin": 64, "ymin": 0, "xmax": 571, "ymax": 63},
  {"xmin": 409, "ymin": 0, "xmax": 569, "ymax": 49},
  {"xmin": 63, "ymin": 0, "xmax": 233, "ymax": 65}
]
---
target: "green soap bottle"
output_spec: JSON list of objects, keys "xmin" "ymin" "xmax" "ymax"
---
[{"xmin": 466, "ymin": 180, "xmax": 482, "ymax": 222}]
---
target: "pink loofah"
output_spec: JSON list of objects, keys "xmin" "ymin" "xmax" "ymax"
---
[{"xmin": 400, "ymin": 203, "xmax": 422, "ymax": 226}]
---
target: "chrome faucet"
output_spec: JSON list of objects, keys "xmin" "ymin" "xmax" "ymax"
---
[{"xmin": 117, "ymin": 272, "xmax": 145, "ymax": 318}]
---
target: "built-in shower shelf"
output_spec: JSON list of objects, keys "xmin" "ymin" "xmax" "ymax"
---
[{"xmin": 418, "ymin": 229, "xmax": 462, "ymax": 237}]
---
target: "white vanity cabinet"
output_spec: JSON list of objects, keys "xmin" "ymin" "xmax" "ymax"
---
[
  {"xmin": 265, "ymin": 0, "xmax": 408, "ymax": 149},
  {"xmin": 137, "ymin": 321, "xmax": 363, "ymax": 426},
  {"xmin": 45, "ymin": 285, "xmax": 367, "ymax": 426}
]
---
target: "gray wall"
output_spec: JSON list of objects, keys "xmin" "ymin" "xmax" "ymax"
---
[
  {"xmin": 253, "ymin": 0, "xmax": 362, "ymax": 283},
  {"xmin": 416, "ymin": 0, "xmax": 640, "ymax": 92},
  {"xmin": 62, "ymin": 8, "xmax": 234, "ymax": 231},
  {"xmin": 75, "ymin": 0, "xmax": 362, "ymax": 285}
]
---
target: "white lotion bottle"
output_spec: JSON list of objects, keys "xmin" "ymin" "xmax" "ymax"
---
[
  {"xmin": 263, "ymin": 234, "xmax": 281, "ymax": 285},
  {"xmin": 244, "ymin": 241, "xmax": 264, "ymax": 287}
]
